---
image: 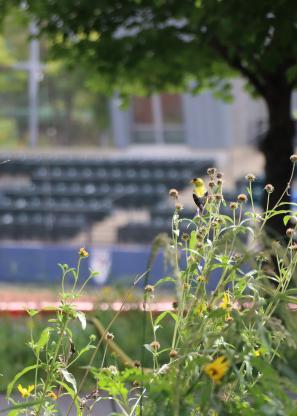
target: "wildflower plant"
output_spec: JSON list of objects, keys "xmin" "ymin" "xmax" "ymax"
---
[
  {"xmin": 6, "ymin": 156, "xmax": 297, "ymax": 415},
  {"xmin": 6, "ymin": 248, "xmax": 99, "ymax": 415}
]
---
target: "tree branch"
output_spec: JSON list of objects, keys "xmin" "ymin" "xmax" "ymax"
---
[{"xmin": 210, "ymin": 38, "xmax": 267, "ymax": 98}]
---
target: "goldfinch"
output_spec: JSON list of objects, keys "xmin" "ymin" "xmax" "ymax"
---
[{"xmin": 191, "ymin": 177, "xmax": 207, "ymax": 212}]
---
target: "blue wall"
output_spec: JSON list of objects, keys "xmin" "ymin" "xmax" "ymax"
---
[{"xmin": 0, "ymin": 243, "xmax": 222, "ymax": 291}]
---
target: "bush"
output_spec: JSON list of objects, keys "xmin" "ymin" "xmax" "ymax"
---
[{"xmin": 5, "ymin": 159, "xmax": 297, "ymax": 415}]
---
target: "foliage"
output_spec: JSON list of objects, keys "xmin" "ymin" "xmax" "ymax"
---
[
  {"xmin": 2, "ymin": 1, "xmax": 297, "ymax": 100},
  {"xmin": 5, "ymin": 157, "xmax": 297, "ymax": 415}
]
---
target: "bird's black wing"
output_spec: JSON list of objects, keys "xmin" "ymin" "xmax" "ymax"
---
[{"xmin": 193, "ymin": 193, "xmax": 204, "ymax": 211}]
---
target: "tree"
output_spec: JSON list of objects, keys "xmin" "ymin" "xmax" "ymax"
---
[{"xmin": 2, "ymin": 0, "xmax": 297, "ymax": 235}]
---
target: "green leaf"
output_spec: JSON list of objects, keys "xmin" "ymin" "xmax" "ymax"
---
[
  {"xmin": 154, "ymin": 310, "xmax": 177, "ymax": 326},
  {"xmin": 60, "ymin": 369, "xmax": 77, "ymax": 393},
  {"xmin": 154, "ymin": 276, "xmax": 176, "ymax": 287},
  {"xmin": 26, "ymin": 309, "xmax": 39, "ymax": 317},
  {"xmin": 36, "ymin": 327, "xmax": 51, "ymax": 352},
  {"xmin": 76, "ymin": 311, "xmax": 86, "ymax": 330},
  {"xmin": 189, "ymin": 230, "xmax": 197, "ymax": 251},
  {"xmin": 7, "ymin": 365, "xmax": 39, "ymax": 397},
  {"xmin": 283, "ymin": 215, "xmax": 292, "ymax": 226}
]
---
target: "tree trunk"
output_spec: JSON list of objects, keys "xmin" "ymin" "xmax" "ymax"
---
[{"xmin": 260, "ymin": 84, "xmax": 295, "ymax": 238}]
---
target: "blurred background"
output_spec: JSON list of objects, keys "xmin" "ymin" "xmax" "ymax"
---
[{"xmin": 0, "ymin": 10, "xmax": 277, "ymax": 291}]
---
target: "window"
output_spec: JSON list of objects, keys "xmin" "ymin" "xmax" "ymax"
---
[{"xmin": 131, "ymin": 94, "xmax": 184, "ymax": 144}]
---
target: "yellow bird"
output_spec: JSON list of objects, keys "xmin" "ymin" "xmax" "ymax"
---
[{"xmin": 191, "ymin": 177, "xmax": 207, "ymax": 212}]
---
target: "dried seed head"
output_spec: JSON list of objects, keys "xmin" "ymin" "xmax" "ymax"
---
[
  {"xmin": 133, "ymin": 360, "xmax": 141, "ymax": 368},
  {"xmin": 207, "ymin": 167, "xmax": 217, "ymax": 177},
  {"xmin": 208, "ymin": 180, "xmax": 215, "ymax": 188},
  {"xmin": 214, "ymin": 193, "xmax": 223, "ymax": 201},
  {"xmin": 79, "ymin": 247, "xmax": 89, "ymax": 257},
  {"xmin": 216, "ymin": 172, "xmax": 223, "ymax": 179},
  {"xmin": 172, "ymin": 301, "xmax": 178, "ymax": 310},
  {"xmin": 290, "ymin": 243, "xmax": 297, "ymax": 251},
  {"xmin": 196, "ymin": 242, "xmax": 203, "ymax": 249},
  {"xmin": 237, "ymin": 193, "xmax": 248, "ymax": 203},
  {"xmin": 150, "ymin": 341, "xmax": 160, "ymax": 350},
  {"xmin": 229, "ymin": 202, "xmax": 238, "ymax": 210},
  {"xmin": 245, "ymin": 173, "xmax": 256, "ymax": 182},
  {"xmin": 182, "ymin": 232, "xmax": 189, "ymax": 241},
  {"xmin": 286, "ymin": 228, "xmax": 295, "ymax": 238},
  {"xmin": 144, "ymin": 284, "xmax": 154, "ymax": 293},
  {"xmin": 290, "ymin": 154, "xmax": 297, "ymax": 163},
  {"xmin": 264, "ymin": 184, "xmax": 274, "ymax": 193},
  {"xmin": 183, "ymin": 282, "xmax": 190, "ymax": 289},
  {"xmin": 175, "ymin": 202, "xmax": 183, "ymax": 211},
  {"xmin": 217, "ymin": 179, "xmax": 223, "ymax": 186},
  {"xmin": 169, "ymin": 188, "xmax": 179, "ymax": 199},
  {"xmin": 106, "ymin": 332, "xmax": 114, "ymax": 341},
  {"xmin": 169, "ymin": 349, "xmax": 178, "ymax": 358}
]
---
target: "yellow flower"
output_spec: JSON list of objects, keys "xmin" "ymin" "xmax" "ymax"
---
[
  {"xmin": 220, "ymin": 291, "xmax": 231, "ymax": 310},
  {"xmin": 17, "ymin": 384, "xmax": 34, "ymax": 398},
  {"xmin": 204, "ymin": 356, "xmax": 229, "ymax": 383},
  {"xmin": 254, "ymin": 349, "xmax": 261, "ymax": 357},
  {"xmin": 197, "ymin": 275, "xmax": 206, "ymax": 282},
  {"xmin": 47, "ymin": 391, "xmax": 58, "ymax": 400}
]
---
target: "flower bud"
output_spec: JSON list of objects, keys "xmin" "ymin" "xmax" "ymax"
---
[
  {"xmin": 245, "ymin": 173, "xmax": 256, "ymax": 182},
  {"xmin": 172, "ymin": 301, "xmax": 178, "ymax": 310},
  {"xmin": 79, "ymin": 247, "xmax": 89, "ymax": 257},
  {"xmin": 175, "ymin": 202, "xmax": 183, "ymax": 211},
  {"xmin": 286, "ymin": 228, "xmax": 295, "ymax": 238},
  {"xmin": 134, "ymin": 360, "xmax": 141, "ymax": 368},
  {"xmin": 144, "ymin": 284, "xmax": 154, "ymax": 293},
  {"xmin": 150, "ymin": 341, "xmax": 160, "ymax": 350},
  {"xmin": 237, "ymin": 193, "xmax": 248, "ymax": 203},
  {"xmin": 207, "ymin": 167, "xmax": 217, "ymax": 176},
  {"xmin": 169, "ymin": 349, "xmax": 178, "ymax": 358},
  {"xmin": 264, "ymin": 184, "xmax": 274, "ymax": 193},
  {"xmin": 169, "ymin": 188, "xmax": 179, "ymax": 198},
  {"xmin": 229, "ymin": 202, "xmax": 238, "ymax": 210}
]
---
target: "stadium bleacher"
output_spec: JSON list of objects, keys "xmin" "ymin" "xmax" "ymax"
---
[
  {"xmin": 0, "ymin": 155, "xmax": 213, "ymax": 241},
  {"xmin": 117, "ymin": 201, "xmax": 239, "ymax": 244}
]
